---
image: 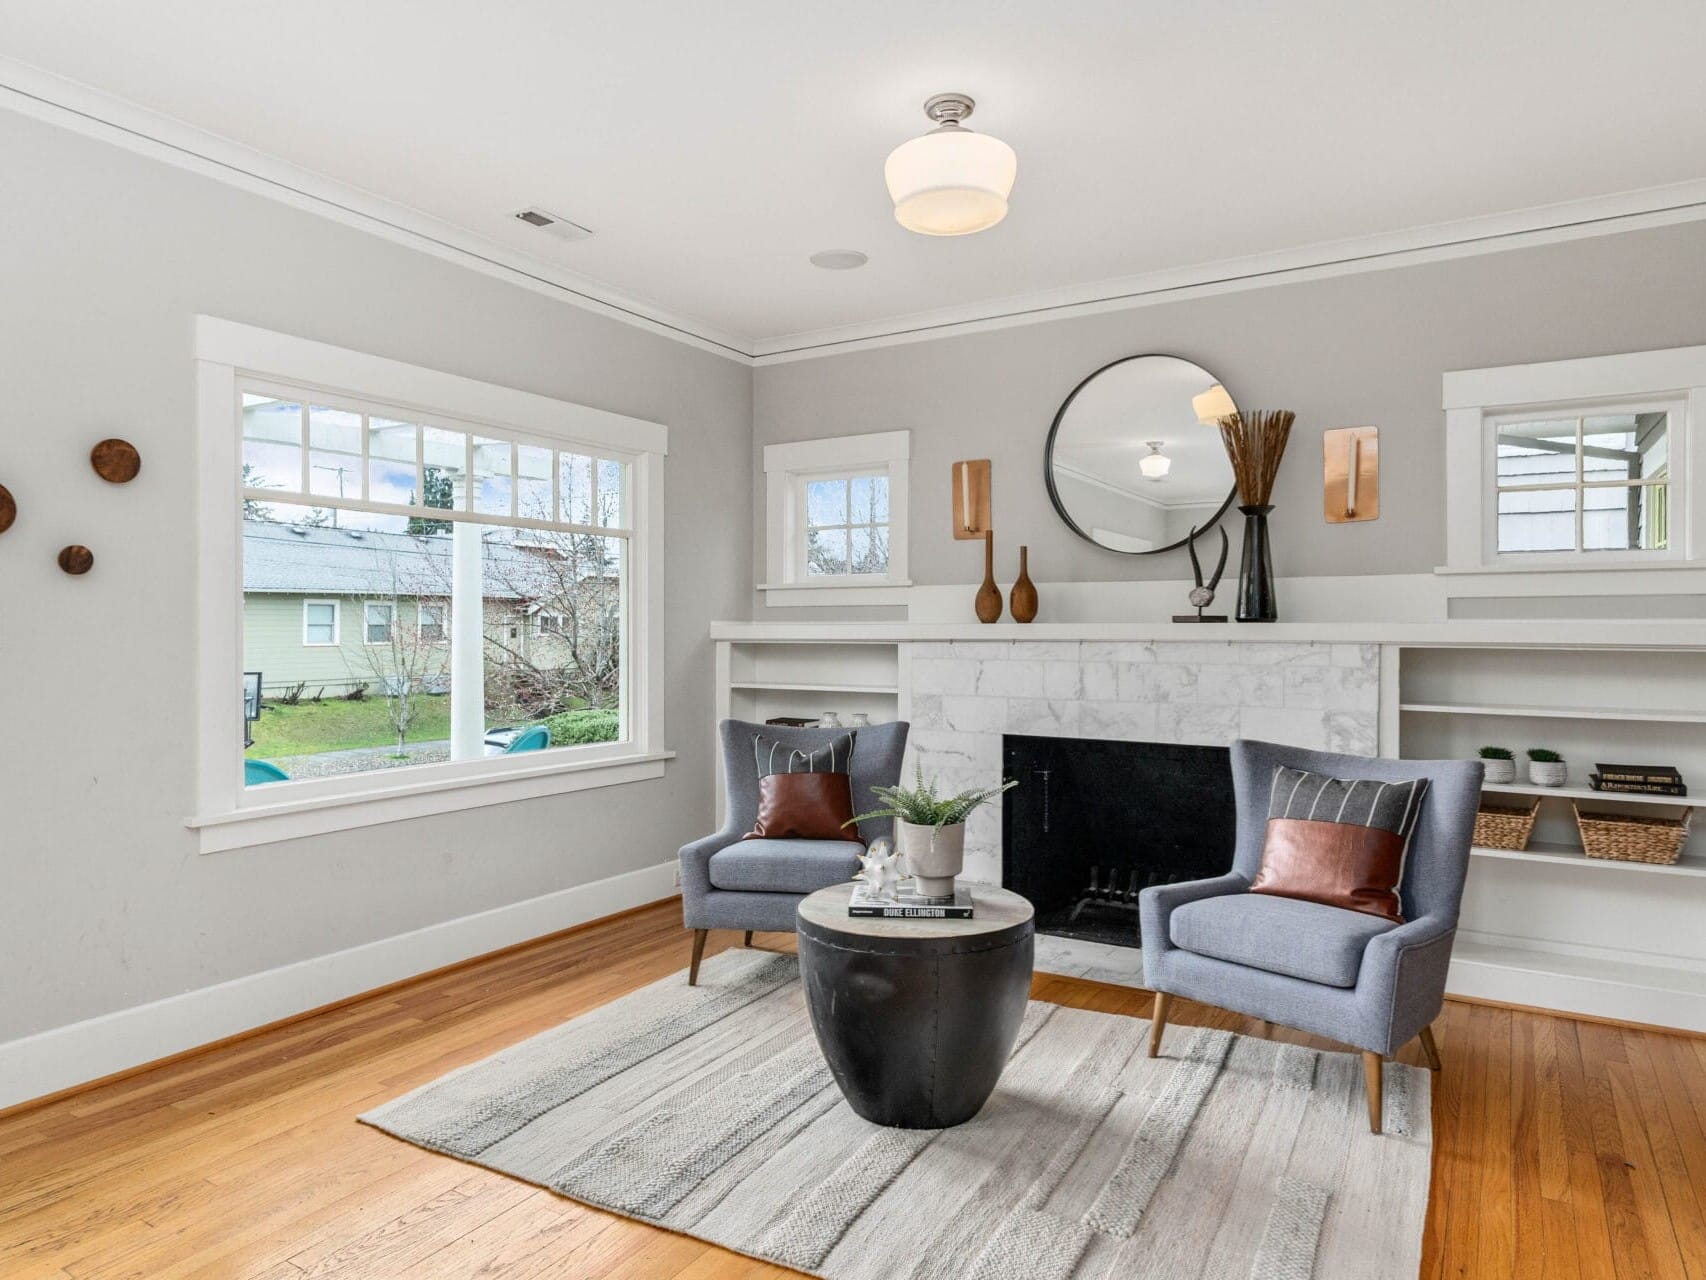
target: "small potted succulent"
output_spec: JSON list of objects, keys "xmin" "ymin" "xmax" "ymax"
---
[
  {"xmin": 845, "ymin": 765, "xmax": 1018, "ymax": 900},
  {"xmin": 1477, "ymin": 746, "xmax": 1517, "ymax": 785},
  {"xmin": 1526, "ymin": 747, "xmax": 1567, "ymax": 788}
]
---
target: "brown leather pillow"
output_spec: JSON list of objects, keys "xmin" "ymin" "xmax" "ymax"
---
[
  {"xmin": 1250, "ymin": 766, "xmax": 1429, "ymax": 923},
  {"xmin": 746, "ymin": 771, "xmax": 859, "ymax": 842}
]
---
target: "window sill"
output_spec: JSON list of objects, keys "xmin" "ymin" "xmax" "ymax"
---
[
  {"xmin": 758, "ymin": 580, "xmax": 913, "ymax": 607},
  {"xmin": 188, "ymin": 749, "xmax": 674, "ymax": 854},
  {"xmin": 1434, "ymin": 560, "xmax": 1698, "ymax": 576}
]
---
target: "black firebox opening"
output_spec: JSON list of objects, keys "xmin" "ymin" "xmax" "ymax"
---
[{"xmin": 1001, "ymin": 735, "xmax": 1237, "ymax": 948}]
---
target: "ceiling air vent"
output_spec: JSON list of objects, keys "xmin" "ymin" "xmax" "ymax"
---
[{"xmin": 513, "ymin": 207, "xmax": 593, "ymax": 242}]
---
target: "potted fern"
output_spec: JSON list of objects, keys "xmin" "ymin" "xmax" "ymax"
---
[
  {"xmin": 846, "ymin": 766, "xmax": 1018, "ymax": 899},
  {"xmin": 1478, "ymin": 746, "xmax": 1516, "ymax": 785},
  {"xmin": 1527, "ymin": 747, "xmax": 1567, "ymax": 788}
]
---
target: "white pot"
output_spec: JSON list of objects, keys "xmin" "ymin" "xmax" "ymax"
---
[
  {"xmin": 897, "ymin": 820, "xmax": 965, "ymax": 900},
  {"xmin": 1528, "ymin": 759, "xmax": 1567, "ymax": 788},
  {"xmin": 1481, "ymin": 757, "xmax": 1516, "ymax": 784}
]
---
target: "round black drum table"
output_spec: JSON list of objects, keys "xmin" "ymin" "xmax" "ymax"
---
[{"xmin": 795, "ymin": 882, "xmax": 1035, "ymax": 1129}]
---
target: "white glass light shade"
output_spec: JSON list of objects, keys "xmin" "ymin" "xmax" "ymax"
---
[
  {"xmin": 1139, "ymin": 448, "xmax": 1172, "ymax": 480},
  {"xmin": 1192, "ymin": 384, "xmax": 1236, "ymax": 424},
  {"xmin": 884, "ymin": 127, "xmax": 1017, "ymax": 236}
]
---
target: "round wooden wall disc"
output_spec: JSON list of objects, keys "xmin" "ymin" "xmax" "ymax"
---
[
  {"xmin": 0, "ymin": 484, "xmax": 14, "ymax": 535},
  {"xmin": 58, "ymin": 544, "xmax": 94, "ymax": 575},
  {"xmin": 91, "ymin": 438, "xmax": 142, "ymax": 484}
]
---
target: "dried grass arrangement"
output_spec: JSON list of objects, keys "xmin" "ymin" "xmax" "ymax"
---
[{"xmin": 1216, "ymin": 410, "xmax": 1296, "ymax": 507}]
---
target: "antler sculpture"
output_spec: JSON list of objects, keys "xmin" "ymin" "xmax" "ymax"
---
[{"xmin": 1175, "ymin": 523, "xmax": 1230, "ymax": 623}]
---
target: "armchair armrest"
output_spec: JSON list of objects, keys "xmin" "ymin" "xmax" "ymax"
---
[
  {"xmin": 1138, "ymin": 872, "xmax": 1250, "ymax": 961},
  {"xmin": 1357, "ymin": 912, "xmax": 1458, "ymax": 1054},
  {"xmin": 678, "ymin": 827, "xmax": 745, "ymax": 903}
]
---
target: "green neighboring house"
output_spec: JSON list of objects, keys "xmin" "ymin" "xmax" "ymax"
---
[{"xmin": 242, "ymin": 520, "xmax": 605, "ymax": 699}]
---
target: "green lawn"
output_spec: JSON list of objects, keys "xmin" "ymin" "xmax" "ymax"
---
[{"xmin": 247, "ymin": 695, "xmax": 452, "ymax": 757}]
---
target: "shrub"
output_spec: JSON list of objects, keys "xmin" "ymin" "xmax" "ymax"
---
[
  {"xmin": 1478, "ymin": 746, "xmax": 1514, "ymax": 761},
  {"xmin": 343, "ymin": 683, "xmax": 368, "ymax": 701},
  {"xmin": 1527, "ymin": 747, "xmax": 1564, "ymax": 763},
  {"xmin": 276, "ymin": 681, "xmax": 308, "ymax": 706},
  {"xmin": 543, "ymin": 707, "xmax": 621, "ymax": 745}
]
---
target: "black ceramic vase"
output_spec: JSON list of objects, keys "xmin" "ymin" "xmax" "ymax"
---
[{"xmin": 1237, "ymin": 504, "xmax": 1277, "ymax": 622}]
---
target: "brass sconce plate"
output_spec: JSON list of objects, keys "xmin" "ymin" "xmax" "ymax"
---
[
  {"xmin": 952, "ymin": 459, "xmax": 991, "ymax": 538},
  {"xmin": 1323, "ymin": 426, "xmax": 1378, "ymax": 522}
]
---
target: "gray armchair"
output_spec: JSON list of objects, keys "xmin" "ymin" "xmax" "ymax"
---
[
  {"xmin": 679, "ymin": 718, "xmax": 910, "ymax": 983},
  {"xmin": 1139, "ymin": 739, "xmax": 1482, "ymax": 1133}
]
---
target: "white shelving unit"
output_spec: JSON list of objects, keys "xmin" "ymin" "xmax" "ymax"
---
[
  {"xmin": 1400, "ymin": 701, "xmax": 1706, "ymax": 725},
  {"xmin": 1478, "ymin": 780, "xmax": 1702, "ymax": 807}
]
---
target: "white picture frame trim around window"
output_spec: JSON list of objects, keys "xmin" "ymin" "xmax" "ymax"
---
[
  {"xmin": 760, "ymin": 430, "xmax": 911, "ymax": 606},
  {"xmin": 1441, "ymin": 344, "xmax": 1706, "ymax": 575},
  {"xmin": 190, "ymin": 316, "xmax": 671, "ymax": 854}
]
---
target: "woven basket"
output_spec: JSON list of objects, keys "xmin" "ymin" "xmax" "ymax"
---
[
  {"xmin": 1573, "ymin": 804, "xmax": 1693, "ymax": 865},
  {"xmin": 1473, "ymin": 798, "xmax": 1540, "ymax": 851}
]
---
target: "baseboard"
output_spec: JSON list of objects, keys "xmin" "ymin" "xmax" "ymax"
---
[
  {"xmin": 0, "ymin": 860, "xmax": 680, "ymax": 1111},
  {"xmin": 1448, "ymin": 937, "xmax": 1706, "ymax": 1035}
]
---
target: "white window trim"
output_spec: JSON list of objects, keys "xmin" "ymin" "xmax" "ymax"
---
[
  {"xmin": 302, "ymin": 598, "xmax": 340, "ymax": 647},
  {"xmin": 194, "ymin": 316, "xmax": 670, "ymax": 853},
  {"xmin": 362, "ymin": 600, "xmax": 396, "ymax": 646},
  {"xmin": 1442, "ymin": 345, "xmax": 1706, "ymax": 575},
  {"xmin": 761, "ymin": 430, "xmax": 911, "ymax": 606}
]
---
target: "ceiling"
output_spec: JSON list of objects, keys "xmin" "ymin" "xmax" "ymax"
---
[{"xmin": 5, "ymin": 1, "xmax": 1706, "ymax": 353}]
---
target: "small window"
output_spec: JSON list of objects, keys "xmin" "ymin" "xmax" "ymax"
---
[
  {"xmin": 303, "ymin": 600, "xmax": 339, "ymax": 646},
  {"xmin": 363, "ymin": 601, "xmax": 395, "ymax": 645},
  {"xmin": 419, "ymin": 603, "xmax": 447, "ymax": 643},
  {"xmin": 1493, "ymin": 408, "xmax": 1674, "ymax": 556},
  {"xmin": 803, "ymin": 472, "xmax": 890, "ymax": 577}
]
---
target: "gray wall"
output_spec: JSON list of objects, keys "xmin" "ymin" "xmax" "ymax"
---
[
  {"xmin": 0, "ymin": 110, "xmax": 751, "ymax": 1042},
  {"xmin": 754, "ymin": 220, "xmax": 1706, "ymax": 613}
]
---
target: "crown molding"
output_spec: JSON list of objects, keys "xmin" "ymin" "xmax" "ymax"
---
[
  {"xmin": 0, "ymin": 56, "xmax": 754, "ymax": 363},
  {"xmin": 750, "ymin": 181, "xmax": 1706, "ymax": 365}
]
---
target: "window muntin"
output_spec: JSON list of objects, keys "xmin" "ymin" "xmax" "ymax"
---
[
  {"xmin": 801, "ymin": 472, "xmax": 891, "ymax": 578},
  {"xmin": 1492, "ymin": 408, "xmax": 1674, "ymax": 556},
  {"xmin": 242, "ymin": 383, "xmax": 630, "ymax": 786},
  {"xmin": 303, "ymin": 600, "xmax": 338, "ymax": 646}
]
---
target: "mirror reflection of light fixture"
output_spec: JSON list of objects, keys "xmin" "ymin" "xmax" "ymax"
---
[
  {"xmin": 1193, "ymin": 384, "xmax": 1236, "ymax": 424},
  {"xmin": 1139, "ymin": 440, "xmax": 1172, "ymax": 481},
  {"xmin": 885, "ymin": 93, "xmax": 1017, "ymax": 237}
]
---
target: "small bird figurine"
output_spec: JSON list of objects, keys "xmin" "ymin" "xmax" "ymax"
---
[
  {"xmin": 1175, "ymin": 524, "xmax": 1230, "ymax": 623},
  {"xmin": 853, "ymin": 837, "xmax": 904, "ymax": 900}
]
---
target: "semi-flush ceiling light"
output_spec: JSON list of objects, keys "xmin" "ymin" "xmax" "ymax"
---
[
  {"xmin": 1139, "ymin": 441, "xmax": 1172, "ymax": 481},
  {"xmin": 884, "ymin": 93, "xmax": 1017, "ymax": 237}
]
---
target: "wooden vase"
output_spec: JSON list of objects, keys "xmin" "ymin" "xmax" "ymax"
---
[
  {"xmin": 975, "ymin": 531, "xmax": 1002, "ymax": 623},
  {"xmin": 1009, "ymin": 545, "xmax": 1037, "ymax": 623}
]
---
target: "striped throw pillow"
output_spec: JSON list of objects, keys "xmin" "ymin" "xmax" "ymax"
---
[
  {"xmin": 752, "ymin": 732, "xmax": 855, "ymax": 778},
  {"xmin": 1251, "ymin": 766, "xmax": 1429, "ymax": 922}
]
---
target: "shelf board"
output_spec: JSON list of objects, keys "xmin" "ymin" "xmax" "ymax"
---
[
  {"xmin": 1481, "ymin": 781, "xmax": 1702, "ymax": 808},
  {"xmin": 1471, "ymin": 839, "xmax": 1706, "ymax": 877},
  {"xmin": 1401, "ymin": 701, "xmax": 1706, "ymax": 724},
  {"xmin": 728, "ymin": 680, "xmax": 900, "ymax": 695}
]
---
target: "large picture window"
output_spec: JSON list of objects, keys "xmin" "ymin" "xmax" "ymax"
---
[{"xmin": 240, "ymin": 385, "xmax": 631, "ymax": 785}]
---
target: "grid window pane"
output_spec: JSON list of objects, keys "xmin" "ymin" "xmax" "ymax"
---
[
  {"xmin": 1495, "ymin": 420, "xmax": 1576, "ymax": 487},
  {"xmin": 1584, "ymin": 484, "xmax": 1669, "ymax": 551},
  {"xmin": 1497, "ymin": 487, "xmax": 1576, "ymax": 553},
  {"xmin": 807, "ymin": 527, "xmax": 850, "ymax": 576},
  {"xmin": 597, "ymin": 459, "xmax": 625, "ymax": 527},
  {"xmin": 560, "ymin": 453, "xmax": 594, "ymax": 525},
  {"xmin": 517, "ymin": 445, "xmax": 553, "ymax": 522},
  {"xmin": 368, "ymin": 418, "xmax": 418, "ymax": 508},
  {"xmin": 850, "ymin": 474, "xmax": 889, "ymax": 523},
  {"xmin": 807, "ymin": 479, "xmax": 847, "ymax": 527},
  {"xmin": 850, "ymin": 526, "xmax": 889, "ymax": 574}
]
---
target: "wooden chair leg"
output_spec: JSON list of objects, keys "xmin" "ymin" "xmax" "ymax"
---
[
  {"xmin": 1260, "ymin": 1019, "xmax": 1273, "ymax": 1038},
  {"xmin": 688, "ymin": 929, "xmax": 708, "ymax": 986},
  {"xmin": 743, "ymin": 930, "xmax": 754, "ymax": 948},
  {"xmin": 1363, "ymin": 1052, "xmax": 1384, "ymax": 1134},
  {"xmin": 1148, "ymin": 992, "xmax": 1171, "ymax": 1058},
  {"xmin": 1417, "ymin": 1024, "xmax": 1442, "ymax": 1072}
]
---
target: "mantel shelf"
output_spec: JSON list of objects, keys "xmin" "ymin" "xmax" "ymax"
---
[
  {"xmin": 1402, "ymin": 701, "xmax": 1706, "ymax": 724},
  {"xmin": 1472, "ymin": 839, "xmax": 1706, "ymax": 877},
  {"xmin": 1481, "ymin": 781, "xmax": 1702, "ymax": 808}
]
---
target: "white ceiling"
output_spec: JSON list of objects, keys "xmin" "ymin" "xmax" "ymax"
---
[{"xmin": 5, "ymin": 0, "xmax": 1706, "ymax": 352}]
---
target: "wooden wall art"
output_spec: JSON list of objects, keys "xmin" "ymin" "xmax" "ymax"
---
[
  {"xmin": 58, "ymin": 545, "xmax": 94, "ymax": 576},
  {"xmin": 0, "ymin": 484, "xmax": 14, "ymax": 535},
  {"xmin": 91, "ymin": 438, "xmax": 142, "ymax": 484}
]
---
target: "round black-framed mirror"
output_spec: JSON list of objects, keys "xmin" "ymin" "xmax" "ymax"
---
[{"xmin": 1044, "ymin": 353, "xmax": 1238, "ymax": 555}]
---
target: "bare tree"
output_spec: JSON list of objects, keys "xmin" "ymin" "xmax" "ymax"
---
[{"xmin": 343, "ymin": 550, "xmax": 451, "ymax": 754}]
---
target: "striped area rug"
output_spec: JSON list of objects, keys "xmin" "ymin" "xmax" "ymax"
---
[{"xmin": 361, "ymin": 949, "xmax": 1432, "ymax": 1279}]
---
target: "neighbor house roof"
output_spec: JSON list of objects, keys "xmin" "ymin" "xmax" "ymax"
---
[{"xmin": 242, "ymin": 520, "xmax": 595, "ymax": 599}]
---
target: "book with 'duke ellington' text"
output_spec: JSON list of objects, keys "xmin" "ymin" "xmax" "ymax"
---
[{"xmin": 848, "ymin": 884, "xmax": 975, "ymax": 919}]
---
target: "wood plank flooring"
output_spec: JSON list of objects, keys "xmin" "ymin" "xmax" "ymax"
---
[{"xmin": 3, "ymin": 900, "xmax": 1704, "ymax": 1278}]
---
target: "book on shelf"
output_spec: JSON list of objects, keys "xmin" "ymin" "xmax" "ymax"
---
[
  {"xmin": 1594, "ymin": 763, "xmax": 1682, "ymax": 784},
  {"xmin": 848, "ymin": 883, "xmax": 975, "ymax": 919},
  {"xmin": 1590, "ymin": 774, "xmax": 1688, "ymax": 796}
]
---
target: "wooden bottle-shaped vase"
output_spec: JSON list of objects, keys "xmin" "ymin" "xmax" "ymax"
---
[
  {"xmin": 1010, "ymin": 545, "xmax": 1037, "ymax": 623},
  {"xmin": 975, "ymin": 530, "xmax": 1002, "ymax": 623}
]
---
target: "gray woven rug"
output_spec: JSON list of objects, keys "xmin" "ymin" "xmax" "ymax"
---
[{"xmin": 362, "ymin": 950, "xmax": 1432, "ymax": 1279}]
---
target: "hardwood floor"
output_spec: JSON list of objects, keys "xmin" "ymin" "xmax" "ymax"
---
[{"xmin": 3, "ymin": 901, "xmax": 1704, "ymax": 1278}]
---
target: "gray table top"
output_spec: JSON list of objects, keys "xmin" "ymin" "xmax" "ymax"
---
[{"xmin": 797, "ymin": 882, "xmax": 1034, "ymax": 941}]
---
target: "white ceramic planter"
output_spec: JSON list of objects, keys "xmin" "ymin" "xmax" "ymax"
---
[
  {"xmin": 1481, "ymin": 757, "xmax": 1517, "ymax": 784},
  {"xmin": 1528, "ymin": 759, "xmax": 1567, "ymax": 787},
  {"xmin": 897, "ymin": 820, "xmax": 966, "ymax": 899}
]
